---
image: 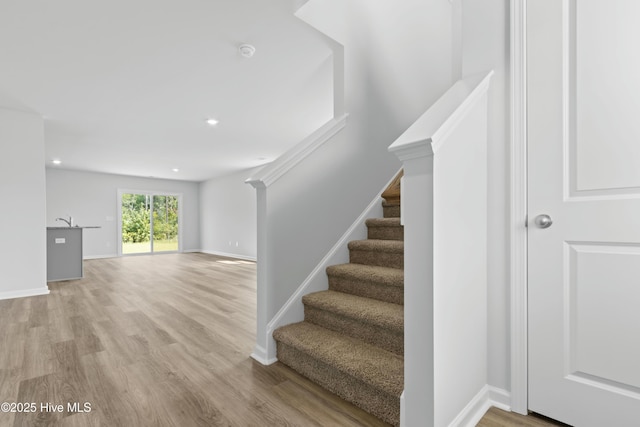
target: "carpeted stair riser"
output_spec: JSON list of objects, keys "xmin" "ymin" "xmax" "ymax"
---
[
  {"xmin": 276, "ymin": 342, "xmax": 400, "ymax": 426},
  {"xmin": 366, "ymin": 218, "xmax": 404, "ymax": 241},
  {"xmin": 349, "ymin": 240, "xmax": 404, "ymax": 270},
  {"xmin": 328, "ymin": 274, "xmax": 403, "ymax": 305},
  {"xmin": 327, "ymin": 264, "xmax": 404, "ymax": 305},
  {"xmin": 304, "ymin": 305, "xmax": 403, "ymax": 355},
  {"xmin": 382, "ymin": 202, "xmax": 400, "ymax": 219}
]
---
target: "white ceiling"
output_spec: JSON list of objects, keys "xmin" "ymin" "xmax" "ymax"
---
[{"xmin": 0, "ymin": 0, "xmax": 333, "ymax": 182}]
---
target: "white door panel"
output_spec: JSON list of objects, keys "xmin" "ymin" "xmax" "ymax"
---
[
  {"xmin": 528, "ymin": 0, "xmax": 640, "ymax": 425},
  {"xmin": 569, "ymin": 243, "xmax": 640, "ymax": 390},
  {"xmin": 574, "ymin": 0, "xmax": 640, "ymax": 193}
]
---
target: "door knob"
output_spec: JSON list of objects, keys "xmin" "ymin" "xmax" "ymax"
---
[{"xmin": 534, "ymin": 214, "xmax": 553, "ymax": 229}]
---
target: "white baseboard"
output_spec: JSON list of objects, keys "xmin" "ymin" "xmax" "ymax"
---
[
  {"xmin": 83, "ymin": 251, "xmax": 257, "ymax": 261},
  {"xmin": 0, "ymin": 287, "xmax": 50, "ymax": 301},
  {"xmin": 448, "ymin": 385, "xmax": 511, "ymax": 427},
  {"xmin": 199, "ymin": 250, "xmax": 257, "ymax": 262},
  {"xmin": 488, "ymin": 386, "xmax": 511, "ymax": 412},
  {"xmin": 83, "ymin": 254, "xmax": 118, "ymax": 260},
  {"xmin": 250, "ymin": 345, "xmax": 278, "ymax": 366}
]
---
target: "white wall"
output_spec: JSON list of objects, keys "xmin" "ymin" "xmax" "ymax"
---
[
  {"xmin": 461, "ymin": 0, "xmax": 510, "ymax": 393},
  {"xmin": 277, "ymin": 0, "xmax": 453, "ymax": 323},
  {"xmin": 0, "ymin": 108, "xmax": 48, "ymax": 299},
  {"xmin": 249, "ymin": 0, "xmax": 453, "ymax": 362},
  {"xmin": 200, "ymin": 167, "xmax": 258, "ymax": 260},
  {"xmin": 46, "ymin": 169, "xmax": 200, "ymax": 258}
]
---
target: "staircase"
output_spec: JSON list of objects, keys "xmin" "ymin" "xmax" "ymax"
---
[{"xmin": 273, "ymin": 174, "xmax": 404, "ymax": 426}]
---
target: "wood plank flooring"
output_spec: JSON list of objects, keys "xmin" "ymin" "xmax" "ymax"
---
[
  {"xmin": 0, "ymin": 253, "xmax": 562, "ymax": 427},
  {"xmin": 478, "ymin": 408, "xmax": 568, "ymax": 427}
]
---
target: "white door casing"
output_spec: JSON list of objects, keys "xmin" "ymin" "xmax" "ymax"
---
[{"xmin": 527, "ymin": 1, "xmax": 640, "ymax": 426}]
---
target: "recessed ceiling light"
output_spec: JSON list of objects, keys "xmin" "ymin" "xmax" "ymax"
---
[
  {"xmin": 172, "ymin": 168, "xmax": 179, "ymax": 172},
  {"xmin": 206, "ymin": 118, "xmax": 219, "ymax": 126},
  {"xmin": 52, "ymin": 159, "xmax": 62, "ymax": 165}
]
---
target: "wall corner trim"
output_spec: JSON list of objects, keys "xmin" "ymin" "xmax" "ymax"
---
[
  {"xmin": 250, "ymin": 345, "xmax": 278, "ymax": 366},
  {"xmin": 447, "ymin": 385, "xmax": 511, "ymax": 427},
  {"xmin": 245, "ymin": 114, "xmax": 348, "ymax": 189}
]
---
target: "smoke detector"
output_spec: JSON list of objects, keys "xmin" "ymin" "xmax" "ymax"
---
[{"xmin": 238, "ymin": 44, "xmax": 256, "ymax": 58}]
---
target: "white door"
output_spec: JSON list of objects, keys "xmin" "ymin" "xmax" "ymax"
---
[{"xmin": 528, "ymin": 1, "xmax": 640, "ymax": 426}]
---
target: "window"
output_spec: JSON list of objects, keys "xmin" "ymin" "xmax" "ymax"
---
[{"xmin": 119, "ymin": 191, "xmax": 181, "ymax": 255}]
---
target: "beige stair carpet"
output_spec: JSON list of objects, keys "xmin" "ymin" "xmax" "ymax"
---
[{"xmin": 273, "ymin": 198, "xmax": 404, "ymax": 426}]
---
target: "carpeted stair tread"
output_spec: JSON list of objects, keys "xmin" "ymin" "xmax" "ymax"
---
[
  {"xmin": 365, "ymin": 217, "xmax": 402, "ymax": 227},
  {"xmin": 303, "ymin": 290, "xmax": 403, "ymax": 333},
  {"xmin": 273, "ymin": 322, "xmax": 404, "ymax": 396},
  {"xmin": 327, "ymin": 263, "xmax": 404, "ymax": 288},
  {"xmin": 274, "ymin": 187, "xmax": 405, "ymax": 425},
  {"xmin": 302, "ymin": 290, "xmax": 404, "ymax": 354},
  {"xmin": 348, "ymin": 239, "xmax": 404, "ymax": 253}
]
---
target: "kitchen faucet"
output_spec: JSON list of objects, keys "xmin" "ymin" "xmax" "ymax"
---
[{"xmin": 55, "ymin": 216, "xmax": 73, "ymax": 227}]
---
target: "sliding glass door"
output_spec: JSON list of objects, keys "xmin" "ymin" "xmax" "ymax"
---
[
  {"xmin": 120, "ymin": 192, "xmax": 180, "ymax": 255},
  {"xmin": 121, "ymin": 193, "xmax": 151, "ymax": 254},
  {"xmin": 152, "ymin": 195, "xmax": 179, "ymax": 252}
]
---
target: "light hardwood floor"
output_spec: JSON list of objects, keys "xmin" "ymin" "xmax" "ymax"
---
[
  {"xmin": 478, "ymin": 408, "xmax": 568, "ymax": 427},
  {"xmin": 0, "ymin": 253, "xmax": 562, "ymax": 427}
]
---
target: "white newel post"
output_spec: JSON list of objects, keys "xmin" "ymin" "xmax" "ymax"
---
[
  {"xmin": 245, "ymin": 115, "xmax": 349, "ymax": 365},
  {"xmin": 389, "ymin": 71, "xmax": 493, "ymax": 427},
  {"xmin": 393, "ymin": 145, "xmax": 436, "ymax": 426},
  {"xmin": 249, "ymin": 183, "xmax": 277, "ymax": 364}
]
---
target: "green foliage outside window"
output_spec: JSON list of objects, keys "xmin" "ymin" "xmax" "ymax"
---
[
  {"xmin": 152, "ymin": 195, "xmax": 179, "ymax": 242},
  {"xmin": 121, "ymin": 194, "xmax": 178, "ymax": 244}
]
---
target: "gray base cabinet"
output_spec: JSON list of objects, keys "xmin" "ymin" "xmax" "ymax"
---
[{"xmin": 47, "ymin": 227, "xmax": 83, "ymax": 281}]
